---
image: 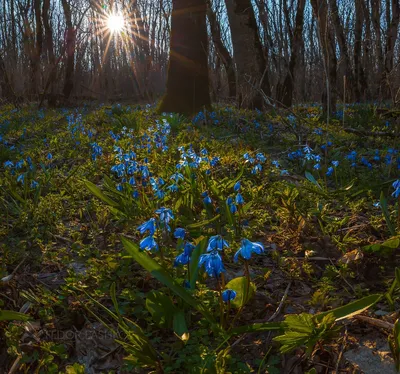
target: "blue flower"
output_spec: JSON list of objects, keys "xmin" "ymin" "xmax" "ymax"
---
[
  {"xmin": 140, "ymin": 236, "xmax": 159, "ymax": 252},
  {"xmin": 198, "ymin": 251, "xmax": 225, "ymax": 277},
  {"xmin": 137, "ymin": 218, "xmax": 157, "ymax": 235},
  {"xmin": 222, "ymin": 289, "xmax": 237, "ymax": 303},
  {"xmin": 3, "ymin": 161, "xmax": 13, "ymax": 168},
  {"xmin": 202, "ymin": 191, "xmax": 212, "ymax": 205},
  {"xmin": 332, "ymin": 160, "xmax": 339, "ymax": 167},
  {"xmin": 30, "ymin": 180, "xmax": 39, "ymax": 189},
  {"xmin": 174, "ymin": 228, "xmax": 186, "ymax": 239},
  {"xmin": 17, "ymin": 174, "xmax": 25, "ymax": 184},
  {"xmin": 15, "ymin": 160, "xmax": 24, "ymax": 169},
  {"xmin": 314, "ymin": 163, "xmax": 321, "ymax": 170},
  {"xmin": 230, "ymin": 204, "xmax": 237, "ymax": 213},
  {"xmin": 46, "ymin": 153, "xmax": 53, "ymax": 160},
  {"xmin": 155, "ymin": 207, "xmax": 174, "ymax": 223},
  {"xmin": 234, "ymin": 239, "xmax": 264, "ymax": 262},
  {"xmin": 392, "ymin": 180, "xmax": 400, "ymax": 198},
  {"xmin": 326, "ymin": 167, "xmax": 334, "ymax": 176},
  {"xmin": 174, "ymin": 242, "xmax": 195, "ymax": 267},
  {"xmin": 207, "ymin": 235, "xmax": 229, "ymax": 252},
  {"xmin": 235, "ymin": 193, "xmax": 244, "ymax": 205},
  {"xmin": 234, "ymin": 181, "xmax": 241, "ymax": 192}
]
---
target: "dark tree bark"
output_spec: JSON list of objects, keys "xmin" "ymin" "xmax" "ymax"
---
[
  {"xmin": 328, "ymin": 0, "xmax": 354, "ymax": 101},
  {"xmin": 311, "ymin": 0, "xmax": 337, "ymax": 116},
  {"xmin": 224, "ymin": 0, "xmax": 270, "ymax": 109},
  {"xmin": 354, "ymin": 0, "xmax": 366, "ymax": 101},
  {"xmin": 42, "ymin": 0, "xmax": 57, "ymax": 106},
  {"xmin": 32, "ymin": 0, "xmax": 43, "ymax": 98},
  {"xmin": 279, "ymin": 0, "xmax": 306, "ymax": 107},
  {"xmin": 361, "ymin": 0, "xmax": 371, "ymax": 99},
  {"xmin": 0, "ymin": 53, "xmax": 16, "ymax": 102},
  {"xmin": 158, "ymin": 0, "xmax": 211, "ymax": 116},
  {"xmin": 61, "ymin": 0, "xmax": 76, "ymax": 101},
  {"xmin": 206, "ymin": 0, "xmax": 236, "ymax": 99},
  {"xmin": 382, "ymin": 0, "xmax": 400, "ymax": 99}
]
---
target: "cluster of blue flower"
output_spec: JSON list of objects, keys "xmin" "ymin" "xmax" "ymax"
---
[
  {"xmin": 243, "ymin": 152, "xmax": 266, "ymax": 174},
  {"xmin": 3, "ymin": 156, "xmax": 40, "ymax": 188}
]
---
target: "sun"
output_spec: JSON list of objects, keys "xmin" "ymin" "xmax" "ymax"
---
[{"xmin": 107, "ymin": 13, "xmax": 125, "ymax": 33}]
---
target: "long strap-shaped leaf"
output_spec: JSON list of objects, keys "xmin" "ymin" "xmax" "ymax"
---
[
  {"xmin": 0, "ymin": 310, "xmax": 30, "ymax": 322},
  {"xmin": 316, "ymin": 293, "xmax": 381, "ymax": 321},
  {"xmin": 229, "ymin": 294, "xmax": 382, "ymax": 336},
  {"xmin": 121, "ymin": 236, "xmax": 217, "ymax": 327}
]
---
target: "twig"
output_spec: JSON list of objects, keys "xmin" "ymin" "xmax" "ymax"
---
[
  {"xmin": 334, "ymin": 325, "xmax": 348, "ymax": 374},
  {"xmin": 344, "ymin": 127, "xmax": 397, "ymax": 138},
  {"xmin": 354, "ymin": 314, "xmax": 394, "ymax": 330},
  {"xmin": 267, "ymin": 280, "xmax": 292, "ymax": 322},
  {"xmin": 8, "ymin": 355, "xmax": 22, "ymax": 374},
  {"xmin": 1, "ymin": 255, "xmax": 28, "ymax": 283},
  {"xmin": 230, "ymin": 281, "xmax": 292, "ymax": 349}
]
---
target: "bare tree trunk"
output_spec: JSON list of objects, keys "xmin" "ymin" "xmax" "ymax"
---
[
  {"xmin": 224, "ymin": 0, "xmax": 270, "ymax": 109},
  {"xmin": 158, "ymin": 0, "xmax": 211, "ymax": 115},
  {"xmin": 61, "ymin": 0, "xmax": 76, "ymax": 101},
  {"xmin": 42, "ymin": 0, "xmax": 57, "ymax": 106},
  {"xmin": 328, "ymin": 0, "xmax": 354, "ymax": 101},
  {"xmin": 280, "ymin": 0, "xmax": 306, "ymax": 107},
  {"xmin": 0, "ymin": 53, "xmax": 16, "ymax": 102},
  {"xmin": 372, "ymin": 0, "xmax": 383, "ymax": 90},
  {"xmin": 382, "ymin": 0, "xmax": 400, "ymax": 99},
  {"xmin": 206, "ymin": 0, "xmax": 236, "ymax": 99},
  {"xmin": 362, "ymin": 0, "xmax": 371, "ymax": 99},
  {"xmin": 354, "ymin": 0, "xmax": 366, "ymax": 102},
  {"xmin": 311, "ymin": 0, "xmax": 337, "ymax": 116}
]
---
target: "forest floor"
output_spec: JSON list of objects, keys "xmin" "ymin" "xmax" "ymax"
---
[{"xmin": 0, "ymin": 103, "xmax": 399, "ymax": 373}]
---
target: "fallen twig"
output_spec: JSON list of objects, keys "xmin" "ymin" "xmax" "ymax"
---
[{"xmin": 354, "ymin": 314, "xmax": 394, "ymax": 330}]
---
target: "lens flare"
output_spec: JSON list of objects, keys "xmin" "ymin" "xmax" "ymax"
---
[{"xmin": 107, "ymin": 13, "xmax": 124, "ymax": 33}]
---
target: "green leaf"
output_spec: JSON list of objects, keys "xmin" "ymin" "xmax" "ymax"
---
[
  {"xmin": 396, "ymin": 268, "xmax": 400, "ymax": 289},
  {"xmin": 305, "ymin": 171, "xmax": 322, "ymax": 189},
  {"xmin": 380, "ymin": 191, "xmax": 396, "ymax": 236},
  {"xmin": 0, "ymin": 310, "xmax": 30, "ymax": 322},
  {"xmin": 225, "ymin": 277, "xmax": 256, "ymax": 309},
  {"xmin": 186, "ymin": 214, "xmax": 221, "ymax": 229},
  {"xmin": 189, "ymin": 237, "xmax": 207, "ymax": 289},
  {"xmin": 84, "ymin": 180, "xmax": 119, "ymax": 207},
  {"xmin": 363, "ymin": 237, "xmax": 400, "ymax": 254},
  {"xmin": 173, "ymin": 310, "xmax": 189, "ymax": 341},
  {"xmin": 121, "ymin": 236, "xmax": 216, "ymax": 325},
  {"xmin": 229, "ymin": 322, "xmax": 282, "ymax": 335},
  {"xmin": 145, "ymin": 290, "xmax": 176, "ymax": 328},
  {"xmin": 316, "ymin": 294, "xmax": 381, "ymax": 321}
]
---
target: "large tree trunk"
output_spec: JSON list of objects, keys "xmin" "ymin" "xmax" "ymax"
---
[
  {"xmin": 42, "ymin": 0, "xmax": 57, "ymax": 106},
  {"xmin": 354, "ymin": 0, "xmax": 366, "ymax": 101},
  {"xmin": 61, "ymin": 0, "xmax": 76, "ymax": 101},
  {"xmin": 280, "ymin": 0, "xmax": 306, "ymax": 107},
  {"xmin": 372, "ymin": 0, "xmax": 383, "ymax": 87},
  {"xmin": 0, "ymin": 53, "xmax": 16, "ymax": 102},
  {"xmin": 311, "ymin": 0, "xmax": 337, "ymax": 116},
  {"xmin": 328, "ymin": 0, "xmax": 354, "ymax": 101},
  {"xmin": 31, "ymin": 0, "xmax": 43, "ymax": 99},
  {"xmin": 224, "ymin": 0, "xmax": 270, "ymax": 109},
  {"xmin": 206, "ymin": 0, "xmax": 236, "ymax": 99},
  {"xmin": 362, "ymin": 0, "xmax": 371, "ymax": 99},
  {"xmin": 158, "ymin": 0, "xmax": 211, "ymax": 116},
  {"xmin": 382, "ymin": 0, "xmax": 400, "ymax": 100}
]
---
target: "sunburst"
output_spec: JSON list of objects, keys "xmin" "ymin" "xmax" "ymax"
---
[{"xmin": 107, "ymin": 13, "xmax": 125, "ymax": 34}]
